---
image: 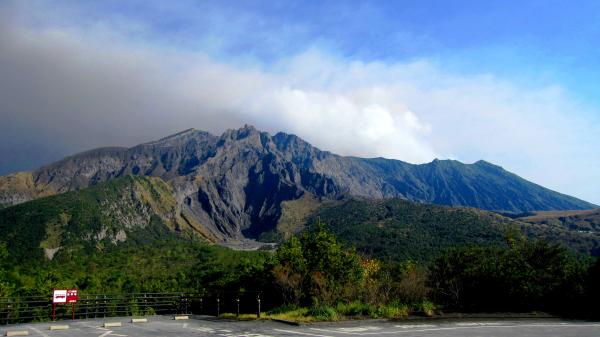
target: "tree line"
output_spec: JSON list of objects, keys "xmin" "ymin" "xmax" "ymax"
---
[{"xmin": 1, "ymin": 222, "xmax": 599, "ymax": 319}]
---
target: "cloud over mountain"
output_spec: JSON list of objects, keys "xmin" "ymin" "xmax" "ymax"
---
[{"xmin": 0, "ymin": 2, "xmax": 598, "ymax": 204}]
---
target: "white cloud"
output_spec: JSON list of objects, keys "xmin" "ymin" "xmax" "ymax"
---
[{"xmin": 0, "ymin": 5, "xmax": 599, "ymax": 204}]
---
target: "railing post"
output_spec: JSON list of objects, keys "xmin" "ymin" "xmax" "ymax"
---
[
  {"xmin": 185, "ymin": 294, "xmax": 189, "ymax": 315},
  {"xmin": 257, "ymin": 293, "xmax": 261, "ymax": 318}
]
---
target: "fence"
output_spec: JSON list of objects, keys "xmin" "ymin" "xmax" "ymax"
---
[{"xmin": 0, "ymin": 291, "xmax": 265, "ymax": 325}]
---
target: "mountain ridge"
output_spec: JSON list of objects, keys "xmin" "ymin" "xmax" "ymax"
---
[{"xmin": 0, "ymin": 125, "xmax": 595, "ymax": 240}]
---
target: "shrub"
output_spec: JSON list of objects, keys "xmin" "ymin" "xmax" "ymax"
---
[
  {"xmin": 430, "ymin": 239, "xmax": 587, "ymax": 313},
  {"xmin": 307, "ymin": 304, "xmax": 338, "ymax": 320},
  {"xmin": 274, "ymin": 222, "xmax": 364, "ymax": 305},
  {"xmin": 377, "ymin": 303, "xmax": 409, "ymax": 318},
  {"xmin": 415, "ymin": 300, "xmax": 435, "ymax": 316},
  {"xmin": 336, "ymin": 301, "xmax": 377, "ymax": 317}
]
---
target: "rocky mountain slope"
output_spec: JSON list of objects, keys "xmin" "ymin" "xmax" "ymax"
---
[
  {"xmin": 5, "ymin": 180, "xmax": 598, "ymax": 263},
  {"xmin": 0, "ymin": 175, "xmax": 218, "ymax": 262},
  {"xmin": 0, "ymin": 125, "xmax": 595, "ymax": 241}
]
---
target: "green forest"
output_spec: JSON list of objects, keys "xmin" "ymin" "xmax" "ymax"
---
[
  {"xmin": 1, "ymin": 177, "xmax": 599, "ymax": 320},
  {"xmin": 1, "ymin": 223, "xmax": 599, "ymax": 320}
]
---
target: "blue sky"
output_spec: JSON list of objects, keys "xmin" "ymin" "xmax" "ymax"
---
[
  {"xmin": 34, "ymin": 0, "xmax": 600, "ymax": 96},
  {"xmin": 1, "ymin": 0, "xmax": 599, "ymax": 204}
]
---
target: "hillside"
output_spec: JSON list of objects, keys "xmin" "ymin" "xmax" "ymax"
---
[
  {"xmin": 282, "ymin": 198, "xmax": 514, "ymax": 261},
  {"xmin": 0, "ymin": 176, "xmax": 216, "ymax": 263},
  {"xmin": 276, "ymin": 199, "xmax": 600, "ymax": 261},
  {"xmin": 2, "ymin": 177, "xmax": 599, "ymax": 265},
  {"xmin": 0, "ymin": 125, "xmax": 595, "ymax": 241},
  {"xmin": 516, "ymin": 209, "xmax": 600, "ymax": 255},
  {"xmin": 518, "ymin": 209, "xmax": 600, "ymax": 229}
]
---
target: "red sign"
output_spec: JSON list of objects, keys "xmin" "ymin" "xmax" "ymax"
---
[
  {"xmin": 52, "ymin": 288, "xmax": 78, "ymax": 321},
  {"xmin": 66, "ymin": 289, "xmax": 78, "ymax": 304},
  {"xmin": 53, "ymin": 289, "xmax": 78, "ymax": 304}
]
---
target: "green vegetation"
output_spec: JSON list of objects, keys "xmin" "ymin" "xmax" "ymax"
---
[
  {"xmin": 430, "ymin": 237, "xmax": 591, "ymax": 314},
  {"xmin": 0, "ymin": 239, "xmax": 270, "ymax": 296},
  {"xmin": 517, "ymin": 209, "xmax": 600, "ymax": 255},
  {"xmin": 273, "ymin": 220, "xmax": 363, "ymax": 305},
  {"xmin": 300, "ymin": 198, "xmax": 600, "ymax": 260},
  {"xmin": 2, "ymin": 179, "xmax": 600, "ymax": 321},
  {"xmin": 310, "ymin": 198, "xmax": 512, "ymax": 261},
  {"xmin": 1, "ymin": 218, "xmax": 599, "ymax": 320},
  {"xmin": 0, "ymin": 176, "xmax": 198, "ymax": 264}
]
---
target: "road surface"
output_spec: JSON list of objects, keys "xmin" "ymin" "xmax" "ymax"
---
[{"xmin": 3, "ymin": 316, "xmax": 600, "ymax": 337}]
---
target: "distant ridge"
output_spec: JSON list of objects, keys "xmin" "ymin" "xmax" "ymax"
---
[{"xmin": 0, "ymin": 125, "xmax": 595, "ymax": 240}]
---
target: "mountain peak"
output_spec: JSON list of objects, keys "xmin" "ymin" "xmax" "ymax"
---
[
  {"xmin": 159, "ymin": 128, "xmax": 197, "ymax": 140},
  {"xmin": 240, "ymin": 124, "xmax": 257, "ymax": 131},
  {"xmin": 1, "ymin": 125, "xmax": 597, "ymax": 241},
  {"xmin": 141, "ymin": 128, "xmax": 214, "ymax": 147},
  {"xmin": 221, "ymin": 124, "xmax": 263, "ymax": 142},
  {"xmin": 473, "ymin": 159, "xmax": 504, "ymax": 170}
]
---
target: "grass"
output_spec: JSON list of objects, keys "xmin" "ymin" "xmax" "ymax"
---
[
  {"xmin": 218, "ymin": 313, "xmax": 260, "ymax": 320},
  {"xmin": 265, "ymin": 306, "xmax": 316, "ymax": 322},
  {"xmin": 264, "ymin": 301, "xmax": 430, "ymax": 322}
]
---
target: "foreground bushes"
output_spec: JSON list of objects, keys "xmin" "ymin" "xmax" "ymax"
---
[
  {"xmin": 273, "ymin": 221, "xmax": 364, "ymax": 305},
  {"xmin": 430, "ymin": 237, "xmax": 590, "ymax": 314},
  {"xmin": 270, "ymin": 226, "xmax": 600, "ymax": 319},
  {"xmin": 266, "ymin": 300, "xmax": 431, "ymax": 321}
]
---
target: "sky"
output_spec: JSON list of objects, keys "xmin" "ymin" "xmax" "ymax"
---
[{"xmin": 0, "ymin": 0, "xmax": 599, "ymax": 204}]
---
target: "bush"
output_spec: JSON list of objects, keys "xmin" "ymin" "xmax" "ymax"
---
[
  {"xmin": 336, "ymin": 301, "xmax": 377, "ymax": 317},
  {"xmin": 415, "ymin": 300, "xmax": 435, "ymax": 316},
  {"xmin": 377, "ymin": 303, "xmax": 409, "ymax": 318},
  {"xmin": 274, "ymin": 222, "xmax": 364, "ymax": 305},
  {"xmin": 307, "ymin": 304, "xmax": 338, "ymax": 320},
  {"xmin": 430, "ymin": 239, "xmax": 587, "ymax": 313}
]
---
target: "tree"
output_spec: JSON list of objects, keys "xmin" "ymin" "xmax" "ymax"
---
[
  {"xmin": 274, "ymin": 220, "xmax": 364, "ymax": 305},
  {"xmin": 430, "ymin": 239, "xmax": 587, "ymax": 313}
]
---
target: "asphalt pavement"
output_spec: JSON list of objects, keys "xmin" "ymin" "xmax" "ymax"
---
[{"xmin": 2, "ymin": 315, "xmax": 600, "ymax": 337}]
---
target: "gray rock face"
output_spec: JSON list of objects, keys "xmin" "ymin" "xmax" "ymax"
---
[{"xmin": 0, "ymin": 125, "xmax": 596, "ymax": 240}]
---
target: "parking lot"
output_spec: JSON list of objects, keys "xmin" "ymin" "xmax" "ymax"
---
[{"xmin": 3, "ymin": 316, "xmax": 600, "ymax": 337}]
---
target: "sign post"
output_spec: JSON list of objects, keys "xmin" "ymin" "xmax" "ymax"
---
[{"xmin": 52, "ymin": 289, "xmax": 78, "ymax": 321}]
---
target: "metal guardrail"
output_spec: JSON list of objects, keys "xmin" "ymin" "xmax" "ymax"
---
[{"xmin": 0, "ymin": 291, "xmax": 265, "ymax": 324}]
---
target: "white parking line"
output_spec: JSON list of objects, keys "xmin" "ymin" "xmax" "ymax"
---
[
  {"xmin": 454, "ymin": 322, "xmax": 502, "ymax": 326},
  {"xmin": 219, "ymin": 333, "xmax": 275, "ymax": 337},
  {"xmin": 310, "ymin": 323, "xmax": 600, "ymax": 335},
  {"xmin": 28, "ymin": 327, "xmax": 50, "ymax": 337},
  {"xmin": 98, "ymin": 331, "xmax": 113, "ymax": 337},
  {"xmin": 336, "ymin": 326, "xmax": 381, "ymax": 332},
  {"xmin": 394, "ymin": 324, "xmax": 436, "ymax": 328},
  {"xmin": 274, "ymin": 329, "xmax": 333, "ymax": 337}
]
